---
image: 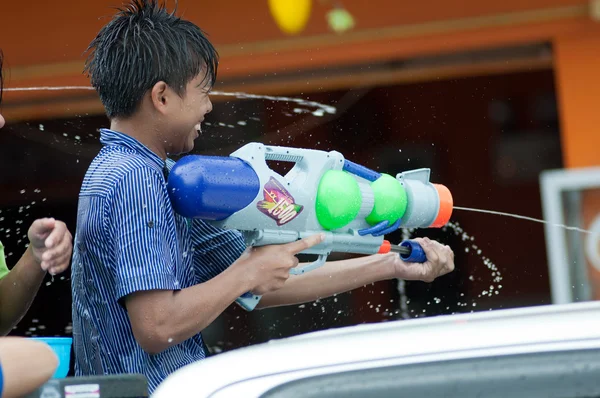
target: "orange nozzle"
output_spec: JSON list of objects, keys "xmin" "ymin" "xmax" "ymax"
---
[
  {"xmin": 378, "ymin": 240, "xmax": 391, "ymax": 254},
  {"xmin": 431, "ymin": 184, "xmax": 453, "ymax": 227}
]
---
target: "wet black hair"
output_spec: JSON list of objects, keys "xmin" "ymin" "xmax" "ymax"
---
[{"xmin": 83, "ymin": 0, "xmax": 219, "ymax": 119}]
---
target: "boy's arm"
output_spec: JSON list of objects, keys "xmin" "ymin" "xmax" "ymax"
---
[
  {"xmin": 111, "ymin": 167, "xmax": 323, "ymax": 354},
  {"xmin": 0, "ymin": 337, "xmax": 58, "ymax": 398},
  {"xmin": 124, "ymin": 236, "xmax": 322, "ymax": 355},
  {"xmin": 0, "ymin": 247, "xmax": 45, "ymax": 336},
  {"xmin": 124, "ymin": 264, "xmax": 253, "ymax": 354},
  {"xmin": 257, "ymin": 238, "xmax": 455, "ymax": 309},
  {"xmin": 114, "ymin": 168, "xmax": 250, "ymax": 354},
  {"xmin": 0, "ymin": 220, "xmax": 72, "ymax": 336}
]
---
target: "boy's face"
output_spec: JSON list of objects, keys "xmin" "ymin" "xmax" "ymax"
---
[{"xmin": 164, "ymin": 73, "xmax": 213, "ymax": 155}]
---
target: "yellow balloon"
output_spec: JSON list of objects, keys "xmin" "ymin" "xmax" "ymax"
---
[{"xmin": 268, "ymin": 0, "xmax": 312, "ymax": 35}]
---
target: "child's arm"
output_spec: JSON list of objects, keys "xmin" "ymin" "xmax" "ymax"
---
[
  {"xmin": 110, "ymin": 167, "xmax": 323, "ymax": 354},
  {"xmin": 0, "ymin": 219, "xmax": 72, "ymax": 336},
  {"xmin": 258, "ymin": 238, "xmax": 454, "ymax": 309},
  {"xmin": 0, "ymin": 337, "xmax": 58, "ymax": 398},
  {"xmin": 0, "ymin": 247, "xmax": 46, "ymax": 336}
]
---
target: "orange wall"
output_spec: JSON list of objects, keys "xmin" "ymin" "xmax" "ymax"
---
[
  {"xmin": 0, "ymin": 0, "xmax": 586, "ymax": 67},
  {"xmin": 554, "ymin": 34, "xmax": 600, "ymax": 167},
  {"xmin": 0, "ymin": 0, "xmax": 591, "ymax": 81},
  {"xmin": 0, "ymin": 0, "xmax": 598, "ymax": 168}
]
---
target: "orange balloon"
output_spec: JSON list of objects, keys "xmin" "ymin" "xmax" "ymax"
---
[{"xmin": 268, "ymin": 0, "xmax": 312, "ymax": 35}]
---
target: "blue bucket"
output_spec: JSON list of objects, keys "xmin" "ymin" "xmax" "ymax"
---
[{"xmin": 31, "ymin": 337, "xmax": 72, "ymax": 378}]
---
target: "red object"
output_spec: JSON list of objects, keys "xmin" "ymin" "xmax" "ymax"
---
[{"xmin": 378, "ymin": 240, "xmax": 392, "ymax": 254}]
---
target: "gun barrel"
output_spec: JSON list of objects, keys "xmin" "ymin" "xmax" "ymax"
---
[
  {"xmin": 380, "ymin": 239, "xmax": 426, "ymax": 262},
  {"xmin": 389, "ymin": 244, "xmax": 410, "ymax": 256}
]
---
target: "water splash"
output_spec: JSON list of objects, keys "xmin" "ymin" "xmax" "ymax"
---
[
  {"xmin": 454, "ymin": 206, "xmax": 593, "ymax": 234},
  {"xmin": 442, "ymin": 221, "xmax": 503, "ymax": 301},
  {"xmin": 5, "ymin": 86, "xmax": 337, "ymax": 116},
  {"xmin": 210, "ymin": 91, "xmax": 336, "ymax": 116},
  {"xmin": 391, "ymin": 219, "xmax": 505, "ymax": 319},
  {"xmin": 0, "ymin": 188, "xmax": 66, "ymax": 287},
  {"xmin": 0, "ymin": 188, "xmax": 46, "ymax": 259}
]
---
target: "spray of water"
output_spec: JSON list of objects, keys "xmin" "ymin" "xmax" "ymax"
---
[
  {"xmin": 454, "ymin": 206, "xmax": 594, "ymax": 234},
  {"xmin": 5, "ymin": 86, "xmax": 337, "ymax": 117},
  {"xmin": 210, "ymin": 91, "xmax": 336, "ymax": 116},
  {"xmin": 0, "ymin": 188, "xmax": 71, "ymax": 336},
  {"xmin": 398, "ymin": 203, "xmax": 596, "ymax": 317}
]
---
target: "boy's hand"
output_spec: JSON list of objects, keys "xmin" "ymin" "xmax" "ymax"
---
[
  {"xmin": 391, "ymin": 237, "xmax": 455, "ymax": 282},
  {"xmin": 237, "ymin": 233, "xmax": 325, "ymax": 295},
  {"xmin": 28, "ymin": 218, "xmax": 73, "ymax": 275}
]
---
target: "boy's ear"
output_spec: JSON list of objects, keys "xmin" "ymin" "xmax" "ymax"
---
[{"xmin": 150, "ymin": 81, "xmax": 170, "ymax": 115}]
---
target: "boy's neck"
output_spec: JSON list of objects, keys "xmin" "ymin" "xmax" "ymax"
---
[{"xmin": 109, "ymin": 117, "xmax": 168, "ymax": 161}]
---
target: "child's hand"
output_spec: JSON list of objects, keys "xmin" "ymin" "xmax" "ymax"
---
[
  {"xmin": 27, "ymin": 218, "xmax": 73, "ymax": 275},
  {"xmin": 237, "ymin": 233, "xmax": 325, "ymax": 295},
  {"xmin": 391, "ymin": 237, "xmax": 455, "ymax": 282}
]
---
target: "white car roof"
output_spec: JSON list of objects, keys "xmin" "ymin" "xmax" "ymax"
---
[{"xmin": 153, "ymin": 301, "xmax": 600, "ymax": 397}]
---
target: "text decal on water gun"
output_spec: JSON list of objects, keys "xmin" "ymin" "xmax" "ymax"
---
[{"xmin": 257, "ymin": 177, "xmax": 304, "ymax": 225}]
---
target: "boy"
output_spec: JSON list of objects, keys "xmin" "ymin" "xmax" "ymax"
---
[
  {"xmin": 0, "ymin": 49, "xmax": 74, "ymax": 398},
  {"xmin": 72, "ymin": 0, "xmax": 454, "ymax": 393}
]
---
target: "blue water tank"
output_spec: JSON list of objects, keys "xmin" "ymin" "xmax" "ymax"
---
[{"xmin": 168, "ymin": 155, "xmax": 260, "ymax": 220}]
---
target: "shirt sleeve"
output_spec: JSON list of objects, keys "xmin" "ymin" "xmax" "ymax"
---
[
  {"xmin": 108, "ymin": 167, "xmax": 178, "ymax": 301},
  {"xmin": 191, "ymin": 220, "xmax": 247, "ymax": 283},
  {"xmin": 0, "ymin": 241, "xmax": 10, "ymax": 280}
]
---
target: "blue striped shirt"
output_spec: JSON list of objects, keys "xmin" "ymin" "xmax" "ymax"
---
[{"xmin": 71, "ymin": 129, "xmax": 247, "ymax": 393}]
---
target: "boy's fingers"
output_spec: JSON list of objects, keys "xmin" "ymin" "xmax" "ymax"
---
[{"xmin": 285, "ymin": 233, "xmax": 325, "ymax": 254}]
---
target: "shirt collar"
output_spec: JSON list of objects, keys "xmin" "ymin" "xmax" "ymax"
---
[{"xmin": 99, "ymin": 128, "xmax": 167, "ymax": 171}]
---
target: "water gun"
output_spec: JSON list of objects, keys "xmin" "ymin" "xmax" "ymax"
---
[{"xmin": 167, "ymin": 143, "xmax": 453, "ymax": 311}]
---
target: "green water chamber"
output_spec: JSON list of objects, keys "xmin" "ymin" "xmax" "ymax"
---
[{"xmin": 315, "ymin": 170, "xmax": 407, "ymax": 231}]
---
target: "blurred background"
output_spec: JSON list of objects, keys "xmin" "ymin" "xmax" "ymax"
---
[{"xmin": 0, "ymin": 0, "xmax": 599, "ymax": 373}]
